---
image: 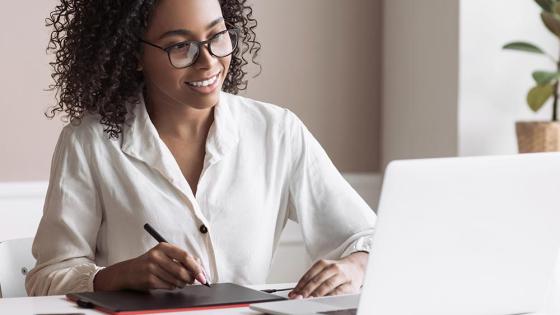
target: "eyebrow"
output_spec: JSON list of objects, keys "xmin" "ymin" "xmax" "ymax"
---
[{"xmin": 158, "ymin": 17, "xmax": 225, "ymax": 40}]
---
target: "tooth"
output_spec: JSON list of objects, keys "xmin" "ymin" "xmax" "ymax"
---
[{"xmin": 188, "ymin": 74, "xmax": 218, "ymax": 88}]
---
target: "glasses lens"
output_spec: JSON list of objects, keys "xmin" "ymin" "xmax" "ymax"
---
[
  {"xmin": 210, "ymin": 29, "xmax": 239, "ymax": 57},
  {"xmin": 168, "ymin": 42, "xmax": 199, "ymax": 68}
]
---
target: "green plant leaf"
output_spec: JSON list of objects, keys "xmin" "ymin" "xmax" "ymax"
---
[
  {"xmin": 532, "ymin": 71, "xmax": 560, "ymax": 85},
  {"xmin": 541, "ymin": 11, "xmax": 560, "ymax": 37},
  {"xmin": 527, "ymin": 85, "xmax": 555, "ymax": 112},
  {"xmin": 502, "ymin": 41, "xmax": 546, "ymax": 54},
  {"xmin": 536, "ymin": 0, "xmax": 554, "ymax": 12}
]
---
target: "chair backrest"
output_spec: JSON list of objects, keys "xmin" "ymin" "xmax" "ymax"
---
[{"xmin": 0, "ymin": 237, "xmax": 35, "ymax": 298}]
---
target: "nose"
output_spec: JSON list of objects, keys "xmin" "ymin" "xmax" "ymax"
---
[{"xmin": 194, "ymin": 43, "xmax": 217, "ymax": 69}]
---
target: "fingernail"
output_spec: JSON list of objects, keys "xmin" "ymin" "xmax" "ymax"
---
[
  {"xmin": 196, "ymin": 272, "xmax": 207, "ymax": 285},
  {"xmin": 295, "ymin": 295, "xmax": 304, "ymax": 300}
]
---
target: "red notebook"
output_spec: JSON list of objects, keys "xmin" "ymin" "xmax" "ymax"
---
[{"xmin": 66, "ymin": 283, "xmax": 286, "ymax": 315}]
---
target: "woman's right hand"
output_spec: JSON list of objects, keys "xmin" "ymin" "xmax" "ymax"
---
[{"xmin": 93, "ymin": 243, "xmax": 207, "ymax": 291}]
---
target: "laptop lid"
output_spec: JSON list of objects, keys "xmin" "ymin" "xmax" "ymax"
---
[{"xmin": 357, "ymin": 153, "xmax": 560, "ymax": 315}]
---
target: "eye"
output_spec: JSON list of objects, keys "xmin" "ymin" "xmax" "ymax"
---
[
  {"xmin": 169, "ymin": 41, "xmax": 192, "ymax": 51},
  {"xmin": 212, "ymin": 31, "xmax": 227, "ymax": 41}
]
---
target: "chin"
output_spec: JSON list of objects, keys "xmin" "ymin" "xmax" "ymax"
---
[{"xmin": 184, "ymin": 92, "xmax": 220, "ymax": 110}]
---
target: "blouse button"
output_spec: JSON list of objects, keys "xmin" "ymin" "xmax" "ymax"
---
[{"xmin": 199, "ymin": 224, "xmax": 208, "ymax": 234}]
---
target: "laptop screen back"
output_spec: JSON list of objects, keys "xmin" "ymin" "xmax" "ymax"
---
[{"xmin": 358, "ymin": 153, "xmax": 560, "ymax": 315}]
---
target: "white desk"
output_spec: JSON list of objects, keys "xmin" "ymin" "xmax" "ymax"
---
[{"xmin": 0, "ymin": 283, "xmax": 294, "ymax": 315}]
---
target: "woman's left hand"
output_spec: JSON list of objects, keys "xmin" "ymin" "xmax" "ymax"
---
[{"xmin": 288, "ymin": 251, "xmax": 369, "ymax": 299}]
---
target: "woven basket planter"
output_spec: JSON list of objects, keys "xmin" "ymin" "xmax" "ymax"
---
[{"xmin": 516, "ymin": 121, "xmax": 560, "ymax": 153}]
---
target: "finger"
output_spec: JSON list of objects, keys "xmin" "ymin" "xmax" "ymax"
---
[
  {"xmin": 183, "ymin": 255, "xmax": 206, "ymax": 285},
  {"xmin": 143, "ymin": 272, "xmax": 176, "ymax": 290},
  {"xmin": 193, "ymin": 257, "xmax": 210, "ymax": 285},
  {"xmin": 299, "ymin": 265, "xmax": 341, "ymax": 298},
  {"xmin": 156, "ymin": 255, "xmax": 194, "ymax": 284},
  {"xmin": 148, "ymin": 261, "xmax": 186, "ymax": 288},
  {"xmin": 326, "ymin": 283, "xmax": 354, "ymax": 296},
  {"xmin": 158, "ymin": 243, "xmax": 205, "ymax": 284},
  {"xmin": 309, "ymin": 273, "xmax": 348, "ymax": 298},
  {"xmin": 147, "ymin": 247, "xmax": 193, "ymax": 285},
  {"xmin": 290, "ymin": 260, "xmax": 331, "ymax": 297}
]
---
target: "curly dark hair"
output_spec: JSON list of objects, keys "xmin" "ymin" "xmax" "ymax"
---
[{"xmin": 46, "ymin": 0, "xmax": 261, "ymax": 138}]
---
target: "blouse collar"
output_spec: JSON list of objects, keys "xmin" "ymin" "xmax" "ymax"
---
[{"xmin": 120, "ymin": 91, "xmax": 239, "ymax": 196}]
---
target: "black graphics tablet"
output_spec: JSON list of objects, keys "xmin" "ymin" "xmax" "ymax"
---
[{"xmin": 67, "ymin": 282, "xmax": 286, "ymax": 314}]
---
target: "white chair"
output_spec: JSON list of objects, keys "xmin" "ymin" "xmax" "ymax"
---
[{"xmin": 0, "ymin": 238, "xmax": 35, "ymax": 298}]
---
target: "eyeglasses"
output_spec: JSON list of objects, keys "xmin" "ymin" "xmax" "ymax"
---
[{"xmin": 140, "ymin": 28, "xmax": 240, "ymax": 69}]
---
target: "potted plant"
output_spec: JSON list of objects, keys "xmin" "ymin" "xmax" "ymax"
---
[{"xmin": 503, "ymin": 0, "xmax": 560, "ymax": 153}]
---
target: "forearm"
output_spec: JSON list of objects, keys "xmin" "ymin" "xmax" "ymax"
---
[{"xmin": 93, "ymin": 260, "xmax": 129, "ymax": 291}]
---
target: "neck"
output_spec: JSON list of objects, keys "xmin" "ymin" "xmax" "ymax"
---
[{"xmin": 144, "ymin": 90, "xmax": 215, "ymax": 140}]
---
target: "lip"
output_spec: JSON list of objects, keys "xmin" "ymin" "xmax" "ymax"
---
[
  {"xmin": 184, "ymin": 71, "xmax": 221, "ymax": 95},
  {"xmin": 186, "ymin": 71, "xmax": 221, "ymax": 84}
]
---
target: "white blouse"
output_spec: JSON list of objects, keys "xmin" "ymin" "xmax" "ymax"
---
[{"xmin": 25, "ymin": 92, "xmax": 376, "ymax": 296}]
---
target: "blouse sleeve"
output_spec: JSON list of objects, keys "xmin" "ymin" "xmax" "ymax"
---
[
  {"xmin": 25, "ymin": 125, "xmax": 104, "ymax": 296},
  {"xmin": 286, "ymin": 111, "xmax": 376, "ymax": 260}
]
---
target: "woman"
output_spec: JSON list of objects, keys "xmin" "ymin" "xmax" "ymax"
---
[{"xmin": 26, "ymin": 0, "xmax": 376, "ymax": 299}]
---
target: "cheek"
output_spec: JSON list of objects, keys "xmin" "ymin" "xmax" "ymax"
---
[
  {"xmin": 141, "ymin": 49, "xmax": 165, "ymax": 71},
  {"xmin": 142, "ymin": 52, "xmax": 185, "ymax": 87},
  {"xmin": 221, "ymin": 56, "xmax": 233, "ymax": 77}
]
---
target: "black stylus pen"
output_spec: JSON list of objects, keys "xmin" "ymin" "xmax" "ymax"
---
[{"xmin": 144, "ymin": 223, "xmax": 211, "ymax": 287}]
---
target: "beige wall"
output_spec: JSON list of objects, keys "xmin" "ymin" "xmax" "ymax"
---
[
  {"xmin": 382, "ymin": 0, "xmax": 459, "ymax": 167},
  {"xmin": 0, "ymin": 0, "xmax": 381, "ymax": 182},
  {"xmin": 0, "ymin": 0, "xmax": 63, "ymax": 182},
  {"xmin": 244, "ymin": 0, "xmax": 382, "ymax": 173}
]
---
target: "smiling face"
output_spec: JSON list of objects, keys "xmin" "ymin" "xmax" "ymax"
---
[{"xmin": 140, "ymin": 0, "xmax": 231, "ymax": 110}]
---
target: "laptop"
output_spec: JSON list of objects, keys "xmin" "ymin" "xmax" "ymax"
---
[{"xmin": 251, "ymin": 153, "xmax": 560, "ymax": 315}]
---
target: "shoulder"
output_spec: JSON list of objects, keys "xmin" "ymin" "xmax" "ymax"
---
[{"xmin": 57, "ymin": 114, "xmax": 117, "ymax": 154}]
